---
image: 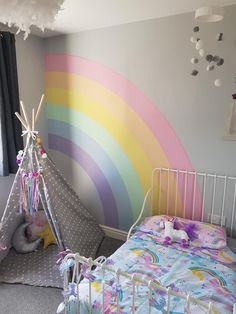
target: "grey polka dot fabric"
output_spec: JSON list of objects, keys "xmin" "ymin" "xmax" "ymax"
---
[
  {"xmin": 0, "ymin": 138, "xmax": 104, "ymax": 266},
  {"xmin": 40, "ymin": 156, "xmax": 105, "ymax": 257},
  {"xmin": 0, "ymin": 244, "xmax": 63, "ymax": 288}
]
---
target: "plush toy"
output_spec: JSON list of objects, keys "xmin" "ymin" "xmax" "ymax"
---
[
  {"xmin": 12, "ymin": 222, "xmax": 42, "ymax": 253},
  {"xmin": 25, "ymin": 210, "xmax": 48, "ymax": 241},
  {"xmin": 36, "ymin": 225, "xmax": 57, "ymax": 249},
  {"xmin": 161, "ymin": 218, "xmax": 189, "ymax": 248}
]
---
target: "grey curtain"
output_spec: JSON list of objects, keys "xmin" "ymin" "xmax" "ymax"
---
[{"xmin": 0, "ymin": 31, "xmax": 23, "ymax": 176}]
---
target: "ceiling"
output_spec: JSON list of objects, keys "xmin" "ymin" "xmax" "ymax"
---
[
  {"xmin": 44, "ymin": 0, "xmax": 236, "ymax": 37},
  {"xmin": 1, "ymin": 0, "xmax": 235, "ymax": 37}
]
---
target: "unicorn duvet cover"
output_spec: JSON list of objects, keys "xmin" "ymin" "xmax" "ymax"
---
[{"xmin": 62, "ymin": 229, "xmax": 236, "ymax": 314}]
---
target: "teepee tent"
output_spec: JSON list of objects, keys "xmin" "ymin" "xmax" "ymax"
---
[{"xmin": 0, "ymin": 95, "xmax": 104, "ymax": 263}]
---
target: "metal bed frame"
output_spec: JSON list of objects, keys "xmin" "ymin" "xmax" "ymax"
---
[
  {"xmin": 128, "ymin": 168, "xmax": 236, "ymax": 239},
  {"xmin": 61, "ymin": 168, "xmax": 236, "ymax": 314}
]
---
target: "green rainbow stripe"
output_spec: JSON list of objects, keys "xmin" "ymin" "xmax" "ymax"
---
[
  {"xmin": 45, "ymin": 54, "xmax": 197, "ymax": 229},
  {"xmin": 46, "ymin": 105, "xmax": 144, "ymax": 221},
  {"xmin": 46, "ymin": 87, "xmax": 153, "ymax": 190},
  {"xmin": 46, "ymin": 73, "xmax": 170, "ymax": 170},
  {"xmin": 48, "ymin": 117, "xmax": 136, "ymax": 229}
]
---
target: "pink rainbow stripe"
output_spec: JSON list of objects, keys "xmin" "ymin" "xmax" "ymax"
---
[
  {"xmin": 46, "ymin": 54, "xmax": 202, "ymax": 220},
  {"xmin": 45, "ymin": 54, "xmax": 192, "ymax": 170}
]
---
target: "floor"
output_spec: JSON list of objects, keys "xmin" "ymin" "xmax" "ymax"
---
[
  {"xmin": 0, "ymin": 237, "xmax": 124, "ymax": 314},
  {"xmin": 0, "ymin": 283, "xmax": 62, "ymax": 314}
]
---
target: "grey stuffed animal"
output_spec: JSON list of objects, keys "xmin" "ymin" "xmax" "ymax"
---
[{"xmin": 12, "ymin": 222, "xmax": 42, "ymax": 253}]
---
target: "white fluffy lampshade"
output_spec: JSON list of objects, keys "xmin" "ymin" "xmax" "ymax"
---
[
  {"xmin": 0, "ymin": 0, "xmax": 64, "ymax": 39},
  {"xmin": 195, "ymin": 6, "xmax": 224, "ymax": 22}
]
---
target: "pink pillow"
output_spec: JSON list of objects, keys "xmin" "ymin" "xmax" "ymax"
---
[
  {"xmin": 139, "ymin": 215, "xmax": 227, "ymax": 249},
  {"xmin": 25, "ymin": 211, "xmax": 48, "ymax": 241}
]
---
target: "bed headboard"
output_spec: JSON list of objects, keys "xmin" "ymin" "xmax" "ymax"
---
[{"xmin": 128, "ymin": 168, "xmax": 236, "ymax": 240}]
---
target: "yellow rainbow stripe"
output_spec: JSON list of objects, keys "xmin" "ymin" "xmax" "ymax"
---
[{"xmin": 45, "ymin": 54, "xmax": 196, "ymax": 229}]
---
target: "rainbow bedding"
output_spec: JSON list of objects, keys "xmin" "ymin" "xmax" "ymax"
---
[{"xmin": 67, "ymin": 228, "xmax": 236, "ymax": 314}]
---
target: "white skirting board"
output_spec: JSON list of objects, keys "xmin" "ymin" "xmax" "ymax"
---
[
  {"xmin": 100, "ymin": 225, "xmax": 236, "ymax": 253},
  {"xmin": 99, "ymin": 225, "xmax": 128, "ymax": 242}
]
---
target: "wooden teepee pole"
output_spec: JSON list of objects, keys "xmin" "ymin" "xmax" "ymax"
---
[
  {"xmin": 15, "ymin": 94, "xmax": 44, "ymax": 132},
  {"xmin": 15, "ymin": 112, "xmax": 28, "ymax": 130},
  {"xmin": 20, "ymin": 100, "xmax": 30, "ymax": 130},
  {"xmin": 32, "ymin": 108, "xmax": 35, "ymax": 131},
  {"xmin": 35, "ymin": 94, "xmax": 44, "ymax": 125}
]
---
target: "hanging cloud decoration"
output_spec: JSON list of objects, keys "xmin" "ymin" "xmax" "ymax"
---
[{"xmin": 0, "ymin": 0, "xmax": 64, "ymax": 39}]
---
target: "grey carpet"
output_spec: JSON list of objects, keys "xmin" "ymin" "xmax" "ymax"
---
[
  {"xmin": 0, "ymin": 236, "xmax": 124, "ymax": 314},
  {"xmin": 0, "ymin": 283, "xmax": 62, "ymax": 314},
  {"xmin": 96, "ymin": 236, "xmax": 124, "ymax": 258}
]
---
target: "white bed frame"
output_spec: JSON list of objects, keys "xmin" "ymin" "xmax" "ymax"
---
[
  {"xmin": 61, "ymin": 168, "xmax": 236, "ymax": 314},
  {"xmin": 128, "ymin": 168, "xmax": 236, "ymax": 242}
]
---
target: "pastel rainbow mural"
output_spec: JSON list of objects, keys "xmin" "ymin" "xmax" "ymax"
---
[{"xmin": 45, "ymin": 54, "xmax": 195, "ymax": 230}]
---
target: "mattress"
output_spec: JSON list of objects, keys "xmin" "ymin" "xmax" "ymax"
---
[{"xmin": 73, "ymin": 229, "xmax": 236, "ymax": 314}]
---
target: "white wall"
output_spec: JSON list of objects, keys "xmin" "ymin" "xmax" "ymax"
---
[
  {"xmin": 15, "ymin": 33, "xmax": 45, "ymax": 144},
  {"xmin": 44, "ymin": 6, "xmax": 236, "ymax": 228},
  {"xmin": 45, "ymin": 5, "xmax": 236, "ymax": 176},
  {"xmin": 1, "ymin": 7, "xmax": 236, "ymax": 225}
]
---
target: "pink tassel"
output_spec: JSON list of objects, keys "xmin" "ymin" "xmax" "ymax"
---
[{"xmin": 19, "ymin": 171, "xmax": 40, "ymax": 215}]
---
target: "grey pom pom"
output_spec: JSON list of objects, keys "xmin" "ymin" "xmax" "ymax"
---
[
  {"xmin": 216, "ymin": 33, "xmax": 223, "ymax": 41},
  {"xmin": 217, "ymin": 58, "xmax": 224, "ymax": 66},
  {"xmin": 193, "ymin": 26, "xmax": 199, "ymax": 32},
  {"xmin": 212, "ymin": 56, "xmax": 220, "ymax": 63},
  {"xmin": 206, "ymin": 54, "xmax": 213, "ymax": 62},
  {"xmin": 191, "ymin": 70, "xmax": 199, "ymax": 76},
  {"xmin": 206, "ymin": 64, "xmax": 215, "ymax": 71},
  {"xmin": 191, "ymin": 57, "xmax": 199, "ymax": 64}
]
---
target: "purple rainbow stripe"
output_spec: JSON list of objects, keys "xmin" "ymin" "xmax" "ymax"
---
[
  {"xmin": 45, "ymin": 54, "xmax": 192, "ymax": 170},
  {"xmin": 45, "ymin": 54, "xmax": 200, "ymax": 220},
  {"xmin": 48, "ymin": 119, "xmax": 133, "ymax": 230},
  {"xmin": 48, "ymin": 134, "xmax": 118, "ymax": 228}
]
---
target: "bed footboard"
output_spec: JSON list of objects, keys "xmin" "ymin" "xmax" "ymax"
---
[{"xmin": 58, "ymin": 253, "xmax": 236, "ymax": 314}]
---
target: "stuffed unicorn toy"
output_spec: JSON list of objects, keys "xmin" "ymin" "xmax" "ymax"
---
[{"xmin": 161, "ymin": 218, "xmax": 189, "ymax": 248}]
